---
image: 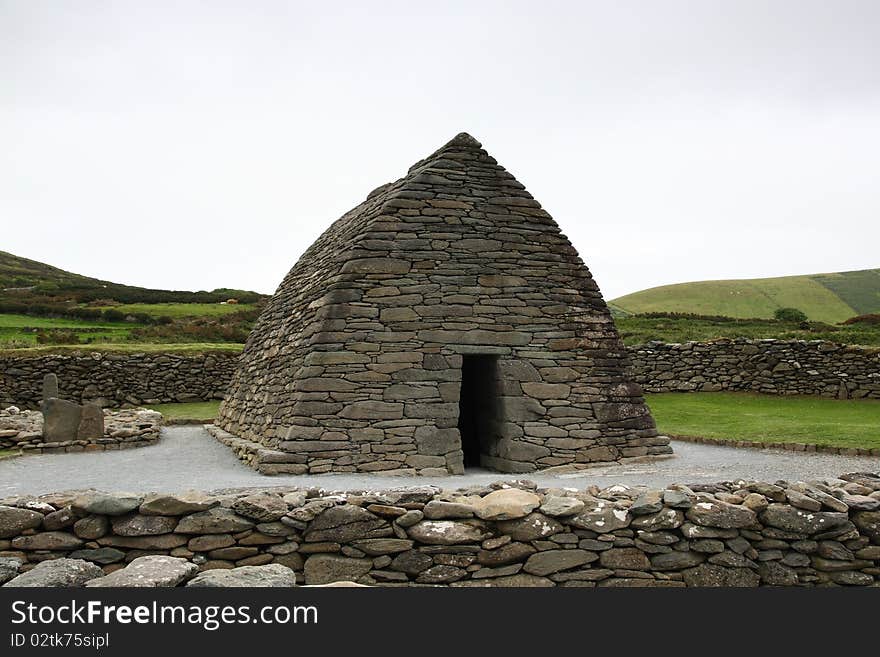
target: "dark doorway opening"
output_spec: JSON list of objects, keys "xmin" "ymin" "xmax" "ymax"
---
[{"xmin": 458, "ymin": 354, "xmax": 501, "ymax": 468}]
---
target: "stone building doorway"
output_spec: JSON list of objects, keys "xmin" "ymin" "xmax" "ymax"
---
[{"xmin": 457, "ymin": 354, "xmax": 501, "ymax": 468}]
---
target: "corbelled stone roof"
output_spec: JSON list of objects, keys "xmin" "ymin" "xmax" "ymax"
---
[{"xmin": 217, "ymin": 133, "xmax": 669, "ymax": 474}]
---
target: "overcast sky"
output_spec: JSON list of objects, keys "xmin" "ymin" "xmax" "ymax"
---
[{"xmin": 2, "ymin": 1, "xmax": 878, "ymax": 300}]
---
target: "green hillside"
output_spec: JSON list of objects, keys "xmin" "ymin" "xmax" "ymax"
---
[
  {"xmin": 610, "ymin": 269, "xmax": 880, "ymax": 324},
  {"xmin": 0, "ymin": 250, "xmax": 266, "ymax": 349},
  {"xmin": 812, "ymin": 269, "xmax": 880, "ymax": 315},
  {"xmin": 0, "ymin": 250, "xmax": 264, "ymax": 305}
]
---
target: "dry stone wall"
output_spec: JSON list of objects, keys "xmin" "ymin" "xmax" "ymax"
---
[
  {"xmin": 629, "ymin": 339, "xmax": 880, "ymax": 398},
  {"xmin": 0, "ymin": 351, "xmax": 238, "ymax": 410},
  {"xmin": 1, "ymin": 340, "xmax": 877, "ymax": 418},
  {"xmin": 2, "ymin": 473, "xmax": 879, "ymax": 587}
]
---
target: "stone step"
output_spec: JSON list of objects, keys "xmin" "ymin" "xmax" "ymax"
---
[
  {"xmin": 204, "ymin": 424, "xmax": 294, "ymax": 475},
  {"xmin": 258, "ymin": 462, "xmax": 308, "ymax": 475},
  {"xmin": 256, "ymin": 448, "xmax": 306, "ymax": 465}
]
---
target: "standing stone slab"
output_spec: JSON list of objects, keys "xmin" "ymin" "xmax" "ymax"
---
[
  {"xmin": 77, "ymin": 404, "xmax": 104, "ymax": 441},
  {"xmin": 42, "ymin": 398, "xmax": 82, "ymax": 442},
  {"xmin": 41, "ymin": 373, "xmax": 59, "ymax": 406}
]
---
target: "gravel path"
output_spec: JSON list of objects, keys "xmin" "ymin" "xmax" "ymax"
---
[{"xmin": 0, "ymin": 425, "xmax": 877, "ymax": 496}]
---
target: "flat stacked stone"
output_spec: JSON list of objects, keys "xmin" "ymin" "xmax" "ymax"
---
[
  {"xmin": 629, "ymin": 338, "xmax": 880, "ymax": 399},
  {"xmin": 0, "ymin": 405, "xmax": 162, "ymax": 454},
  {"xmin": 0, "ymin": 473, "xmax": 878, "ymax": 587},
  {"xmin": 0, "ymin": 406, "xmax": 41, "ymax": 450},
  {"xmin": 217, "ymin": 132, "xmax": 669, "ymax": 475},
  {"xmin": 0, "ymin": 351, "xmax": 239, "ymax": 410}
]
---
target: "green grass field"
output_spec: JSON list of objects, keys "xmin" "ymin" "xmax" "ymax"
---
[
  {"xmin": 0, "ymin": 302, "xmax": 256, "ymax": 348},
  {"xmin": 148, "ymin": 395, "xmax": 880, "ymax": 450},
  {"xmin": 147, "ymin": 400, "xmax": 221, "ymax": 420},
  {"xmin": 612, "ymin": 275, "xmax": 856, "ymax": 323},
  {"xmin": 112, "ymin": 303, "xmax": 256, "ymax": 318},
  {"xmin": 611, "ymin": 268, "xmax": 880, "ymax": 323},
  {"xmin": 0, "ymin": 314, "xmax": 126, "ymax": 329},
  {"xmin": 813, "ymin": 269, "xmax": 880, "ymax": 315},
  {"xmin": 6, "ymin": 312, "xmax": 880, "ymax": 351},
  {"xmin": 647, "ymin": 392, "xmax": 880, "ymax": 449},
  {"xmin": 0, "ymin": 343, "xmax": 244, "ymax": 356},
  {"xmin": 0, "ymin": 313, "xmax": 133, "ymax": 347}
]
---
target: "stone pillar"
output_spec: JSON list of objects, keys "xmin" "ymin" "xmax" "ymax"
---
[
  {"xmin": 77, "ymin": 403, "xmax": 104, "ymax": 441},
  {"xmin": 42, "ymin": 398, "xmax": 83, "ymax": 442},
  {"xmin": 42, "ymin": 373, "xmax": 59, "ymax": 407}
]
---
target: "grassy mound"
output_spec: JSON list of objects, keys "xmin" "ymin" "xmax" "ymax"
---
[{"xmin": 611, "ymin": 268, "xmax": 880, "ymax": 324}]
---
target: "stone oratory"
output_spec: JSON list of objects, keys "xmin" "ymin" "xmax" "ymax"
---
[{"xmin": 217, "ymin": 133, "xmax": 671, "ymax": 475}]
